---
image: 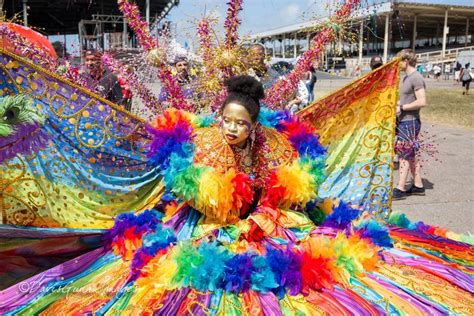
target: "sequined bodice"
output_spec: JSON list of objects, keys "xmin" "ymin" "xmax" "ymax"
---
[{"xmin": 193, "ymin": 126, "xmax": 297, "ymax": 173}]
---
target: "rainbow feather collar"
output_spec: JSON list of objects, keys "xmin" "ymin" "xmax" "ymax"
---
[
  {"xmin": 147, "ymin": 108, "xmax": 327, "ymax": 223},
  {"xmin": 105, "ymin": 204, "xmax": 395, "ymax": 295}
]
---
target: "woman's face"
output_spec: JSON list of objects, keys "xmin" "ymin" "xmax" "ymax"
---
[{"xmin": 221, "ymin": 102, "xmax": 254, "ymax": 148}]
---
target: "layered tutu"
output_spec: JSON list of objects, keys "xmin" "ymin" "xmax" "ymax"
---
[
  {"xmin": 1, "ymin": 205, "xmax": 473, "ymax": 315},
  {"xmin": 1, "ymin": 103, "xmax": 472, "ymax": 315}
]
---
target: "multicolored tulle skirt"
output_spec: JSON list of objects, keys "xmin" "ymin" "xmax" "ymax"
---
[{"xmin": 1, "ymin": 204, "xmax": 473, "ymax": 315}]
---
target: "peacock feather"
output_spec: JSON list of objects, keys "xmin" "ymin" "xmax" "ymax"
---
[
  {"xmin": 0, "ymin": 94, "xmax": 47, "ymax": 163},
  {"xmin": 0, "ymin": 94, "xmax": 44, "ymax": 136}
]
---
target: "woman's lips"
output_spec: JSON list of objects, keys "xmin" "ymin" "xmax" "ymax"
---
[{"xmin": 226, "ymin": 134, "xmax": 237, "ymax": 141}]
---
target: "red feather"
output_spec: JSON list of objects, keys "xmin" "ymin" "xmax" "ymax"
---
[
  {"xmin": 300, "ymin": 252, "xmax": 335, "ymax": 294},
  {"xmin": 231, "ymin": 172, "xmax": 254, "ymax": 214},
  {"xmin": 263, "ymin": 171, "xmax": 286, "ymax": 208}
]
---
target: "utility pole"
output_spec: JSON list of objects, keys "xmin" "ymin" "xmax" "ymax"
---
[
  {"xmin": 358, "ymin": 20, "xmax": 364, "ymax": 67},
  {"xmin": 22, "ymin": 0, "xmax": 28, "ymax": 26},
  {"xmin": 146, "ymin": 0, "xmax": 150, "ymax": 24}
]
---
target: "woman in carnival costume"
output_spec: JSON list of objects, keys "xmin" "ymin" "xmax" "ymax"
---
[
  {"xmin": 0, "ymin": 0, "xmax": 473, "ymax": 314},
  {"xmin": 0, "ymin": 74, "xmax": 473, "ymax": 315}
]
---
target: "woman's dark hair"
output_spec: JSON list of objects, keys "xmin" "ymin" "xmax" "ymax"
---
[
  {"xmin": 222, "ymin": 75, "xmax": 265, "ymax": 122},
  {"xmin": 370, "ymin": 55, "xmax": 383, "ymax": 70}
]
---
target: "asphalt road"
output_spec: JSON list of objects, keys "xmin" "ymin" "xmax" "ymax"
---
[
  {"xmin": 315, "ymin": 78, "xmax": 474, "ymax": 234},
  {"xmin": 391, "ymin": 123, "xmax": 474, "ymax": 234}
]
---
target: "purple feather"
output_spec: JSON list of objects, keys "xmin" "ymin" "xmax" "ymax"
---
[
  {"xmin": 146, "ymin": 121, "xmax": 194, "ymax": 169},
  {"xmin": 103, "ymin": 209, "xmax": 162, "ymax": 248},
  {"xmin": 0, "ymin": 122, "xmax": 48, "ymax": 163},
  {"xmin": 266, "ymin": 246, "xmax": 302, "ymax": 297}
]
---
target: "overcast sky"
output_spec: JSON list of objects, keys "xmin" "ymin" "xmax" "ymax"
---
[
  {"xmin": 165, "ymin": 0, "xmax": 338, "ymax": 46},
  {"xmin": 165, "ymin": 0, "xmax": 473, "ymax": 46},
  {"xmin": 50, "ymin": 0, "xmax": 473, "ymax": 55}
]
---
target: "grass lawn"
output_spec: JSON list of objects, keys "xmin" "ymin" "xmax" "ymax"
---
[
  {"xmin": 314, "ymin": 84, "xmax": 473, "ymax": 128},
  {"xmin": 423, "ymin": 88, "xmax": 474, "ymax": 128}
]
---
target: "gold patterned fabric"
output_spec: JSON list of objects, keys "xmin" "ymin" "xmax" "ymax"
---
[
  {"xmin": 298, "ymin": 59, "xmax": 400, "ymax": 216},
  {"xmin": 0, "ymin": 49, "xmax": 163, "ymax": 228}
]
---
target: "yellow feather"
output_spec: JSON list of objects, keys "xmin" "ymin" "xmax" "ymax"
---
[
  {"xmin": 137, "ymin": 253, "xmax": 178, "ymax": 290},
  {"xmin": 196, "ymin": 169, "xmax": 238, "ymax": 222},
  {"xmin": 275, "ymin": 160, "xmax": 317, "ymax": 208}
]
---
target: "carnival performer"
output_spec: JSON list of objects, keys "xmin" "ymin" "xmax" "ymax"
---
[
  {"xmin": 1, "ymin": 75, "xmax": 472, "ymax": 315},
  {"xmin": 246, "ymin": 44, "xmax": 279, "ymax": 89},
  {"xmin": 83, "ymin": 49, "xmax": 126, "ymax": 106},
  {"xmin": 0, "ymin": 0, "xmax": 473, "ymax": 313},
  {"xmin": 159, "ymin": 55, "xmax": 202, "ymax": 110}
]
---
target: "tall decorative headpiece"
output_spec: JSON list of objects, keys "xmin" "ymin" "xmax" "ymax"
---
[{"xmin": 116, "ymin": 0, "xmax": 362, "ymax": 114}]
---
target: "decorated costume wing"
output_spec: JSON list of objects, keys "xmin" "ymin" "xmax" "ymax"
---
[
  {"xmin": 0, "ymin": 49, "xmax": 163, "ymax": 229},
  {"xmin": 298, "ymin": 60, "xmax": 400, "ymax": 216},
  {"xmin": 1, "ymin": 2, "xmax": 474, "ymax": 314},
  {"xmin": 1, "ymin": 107, "xmax": 473, "ymax": 314},
  {"xmin": 0, "ymin": 226, "xmax": 103, "ymax": 289}
]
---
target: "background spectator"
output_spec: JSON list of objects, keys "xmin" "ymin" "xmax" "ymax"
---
[
  {"xmin": 370, "ymin": 55, "xmax": 383, "ymax": 70},
  {"xmin": 393, "ymin": 49, "xmax": 427, "ymax": 200},
  {"xmin": 305, "ymin": 64, "xmax": 317, "ymax": 103},
  {"xmin": 454, "ymin": 61, "xmax": 462, "ymax": 83},
  {"xmin": 84, "ymin": 50, "xmax": 125, "ymax": 106},
  {"xmin": 460, "ymin": 63, "xmax": 472, "ymax": 95},
  {"xmin": 444, "ymin": 63, "xmax": 451, "ymax": 80},
  {"xmin": 433, "ymin": 64, "xmax": 441, "ymax": 81}
]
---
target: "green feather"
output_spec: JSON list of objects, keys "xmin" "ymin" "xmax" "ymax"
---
[{"xmin": 0, "ymin": 94, "xmax": 44, "ymax": 137}]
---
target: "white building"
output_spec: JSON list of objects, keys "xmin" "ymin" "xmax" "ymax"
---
[{"xmin": 249, "ymin": 1, "xmax": 474, "ymax": 72}]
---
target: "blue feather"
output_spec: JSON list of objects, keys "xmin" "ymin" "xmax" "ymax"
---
[
  {"xmin": 190, "ymin": 242, "xmax": 230, "ymax": 292},
  {"xmin": 323, "ymin": 201, "xmax": 361, "ymax": 229},
  {"xmin": 250, "ymin": 256, "xmax": 278, "ymax": 292},
  {"xmin": 355, "ymin": 219, "xmax": 393, "ymax": 247},
  {"xmin": 265, "ymin": 246, "xmax": 302, "ymax": 297},
  {"xmin": 257, "ymin": 107, "xmax": 291, "ymax": 128},
  {"xmin": 222, "ymin": 253, "xmax": 254, "ymax": 293}
]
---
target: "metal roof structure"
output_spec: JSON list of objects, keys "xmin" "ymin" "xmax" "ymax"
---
[
  {"xmin": 247, "ymin": 1, "xmax": 474, "ymax": 67},
  {"xmin": 249, "ymin": 1, "xmax": 474, "ymax": 40},
  {"xmin": 2, "ymin": 0, "xmax": 179, "ymax": 35}
]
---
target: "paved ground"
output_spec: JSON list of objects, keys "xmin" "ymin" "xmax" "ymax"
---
[
  {"xmin": 314, "ymin": 77, "xmax": 474, "ymax": 234},
  {"xmin": 392, "ymin": 124, "xmax": 474, "ymax": 234}
]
